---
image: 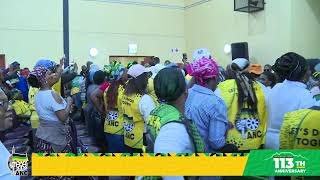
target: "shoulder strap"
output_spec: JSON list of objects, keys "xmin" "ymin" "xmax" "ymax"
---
[{"xmin": 181, "ymin": 117, "xmax": 198, "ymax": 153}]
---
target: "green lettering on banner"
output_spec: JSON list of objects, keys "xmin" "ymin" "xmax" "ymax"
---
[{"xmin": 243, "ymin": 150, "xmax": 320, "ymax": 176}]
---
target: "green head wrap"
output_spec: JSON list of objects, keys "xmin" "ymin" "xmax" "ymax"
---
[{"xmin": 154, "ymin": 68, "xmax": 186, "ymax": 103}]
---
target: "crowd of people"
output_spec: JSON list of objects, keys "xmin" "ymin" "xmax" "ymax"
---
[{"xmin": 0, "ymin": 48, "xmax": 320, "ymax": 179}]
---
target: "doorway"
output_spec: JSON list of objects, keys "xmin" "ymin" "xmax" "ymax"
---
[{"xmin": 0, "ymin": 54, "xmax": 5, "ymax": 68}]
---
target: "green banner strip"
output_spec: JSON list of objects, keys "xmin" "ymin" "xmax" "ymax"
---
[{"xmin": 243, "ymin": 150, "xmax": 320, "ymax": 176}]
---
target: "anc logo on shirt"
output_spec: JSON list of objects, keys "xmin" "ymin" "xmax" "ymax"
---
[
  {"xmin": 235, "ymin": 109, "xmax": 260, "ymax": 140},
  {"xmin": 8, "ymin": 146, "xmax": 29, "ymax": 176},
  {"xmin": 107, "ymin": 111, "xmax": 119, "ymax": 121},
  {"xmin": 124, "ymin": 121, "xmax": 134, "ymax": 132}
]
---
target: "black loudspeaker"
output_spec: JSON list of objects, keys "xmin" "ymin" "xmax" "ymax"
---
[{"xmin": 231, "ymin": 42, "xmax": 249, "ymax": 60}]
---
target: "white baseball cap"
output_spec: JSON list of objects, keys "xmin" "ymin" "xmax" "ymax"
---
[
  {"xmin": 128, "ymin": 64, "xmax": 150, "ymax": 78},
  {"xmin": 151, "ymin": 64, "xmax": 165, "ymax": 78},
  {"xmin": 192, "ymin": 48, "xmax": 212, "ymax": 62}
]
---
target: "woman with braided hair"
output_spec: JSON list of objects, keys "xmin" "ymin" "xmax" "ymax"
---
[
  {"xmin": 214, "ymin": 58, "xmax": 268, "ymax": 152},
  {"xmin": 91, "ymin": 62, "xmax": 129, "ymax": 152},
  {"xmin": 266, "ymin": 52, "xmax": 318, "ymax": 149},
  {"xmin": 121, "ymin": 64, "xmax": 156, "ymax": 153}
]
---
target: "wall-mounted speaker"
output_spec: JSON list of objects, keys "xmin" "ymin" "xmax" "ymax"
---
[{"xmin": 231, "ymin": 42, "xmax": 249, "ymax": 60}]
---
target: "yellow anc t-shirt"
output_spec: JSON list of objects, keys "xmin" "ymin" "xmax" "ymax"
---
[
  {"xmin": 218, "ymin": 79, "xmax": 268, "ymax": 151},
  {"xmin": 147, "ymin": 78, "xmax": 158, "ymax": 106},
  {"xmin": 12, "ymin": 100, "xmax": 31, "ymax": 117},
  {"xmin": 121, "ymin": 93, "xmax": 144, "ymax": 149},
  {"xmin": 280, "ymin": 108, "xmax": 320, "ymax": 149},
  {"xmin": 103, "ymin": 85, "xmax": 125, "ymax": 135},
  {"xmin": 28, "ymin": 87, "xmax": 40, "ymax": 128},
  {"xmin": 52, "ymin": 78, "xmax": 62, "ymax": 95}
]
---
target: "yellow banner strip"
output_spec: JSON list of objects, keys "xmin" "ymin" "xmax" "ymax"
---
[{"xmin": 32, "ymin": 153, "xmax": 248, "ymax": 176}]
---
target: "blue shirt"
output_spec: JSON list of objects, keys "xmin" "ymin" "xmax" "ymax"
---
[
  {"xmin": 15, "ymin": 76, "xmax": 29, "ymax": 102},
  {"xmin": 185, "ymin": 84, "xmax": 228, "ymax": 152}
]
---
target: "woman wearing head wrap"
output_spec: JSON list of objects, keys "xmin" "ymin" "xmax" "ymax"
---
[
  {"xmin": 147, "ymin": 67, "xmax": 204, "ymax": 153},
  {"xmin": 185, "ymin": 48, "xmax": 212, "ymax": 83},
  {"xmin": 28, "ymin": 59, "xmax": 74, "ymax": 153},
  {"xmin": 91, "ymin": 62, "xmax": 129, "ymax": 152},
  {"xmin": 121, "ymin": 64, "xmax": 156, "ymax": 152},
  {"xmin": 142, "ymin": 68, "xmax": 205, "ymax": 180},
  {"xmin": 35, "ymin": 59, "xmax": 63, "ymax": 95},
  {"xmin": 266, "ymin": 52, "xmax": 319, "ymax": 149},
  {"xmin": 214, "ymin": 58, "xmax": 268, "ymax": 152},
  {"xmin": 28, "ymin": 59, "xmax": 61, "ymax": 131},
  {"xmin": 185, "ymin": 58, "xmax": 235, "ymax": 152},
  {"xmin": 192, "ymin": 48, "xmax": 212, "ymax": 62}
]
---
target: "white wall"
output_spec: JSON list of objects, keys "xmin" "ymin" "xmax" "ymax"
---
[
  {"xmin": 0, "ymin": 0, "xmax": 186, "ymax": 68},
  {"xmin": 185, "ymin": 0, "xmax": 292, "ymax": 67},
  {"xmin": 69, "ymin": 0, "xmax": 186, "ymax": 67},
  {"xmin": 0, "ymin": 0, "xmax": 63, "ymax": 68},
  {"xmin": 291, "ymin": 0, "xmax": 320, "ymax": 59},
  {"xmin": 1, "ymin": 0, "xmax": 319, "ymax": 68}
]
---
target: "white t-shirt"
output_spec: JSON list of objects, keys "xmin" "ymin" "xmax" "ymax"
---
[
  {"xmin": 0, "ymin": 141, "xmax": 20, "ymax": 180},
  {"xmin": 138, "ymin": 94, "xmax": 156, "ymax": 133},
  {"xmin": 265, "ymin": 80, "xmax": 317, "ymax": 149},
  {"xmin": 35, "ymin": 90, "xmax": 67, "ymax": 121},
  {"xmin": 154, "ymin": 122, "xmax": 194, "ymax": 153},
  {"xmin": 154, "ymin": 123, "xmax": 194, "ymax": 180},
  {"xmin": 267, "ymin": 80, "xmax": 316, "ymax": 130}
]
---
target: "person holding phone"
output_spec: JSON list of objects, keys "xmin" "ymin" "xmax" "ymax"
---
[{"xmin": 28, "ymin": 59, "xmax": 74, "ymax": 153}]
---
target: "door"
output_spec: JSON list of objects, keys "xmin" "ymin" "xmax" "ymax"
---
[{"xmin": 0, "ymin": 54, "xmax": 5, "ymax": 68}]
